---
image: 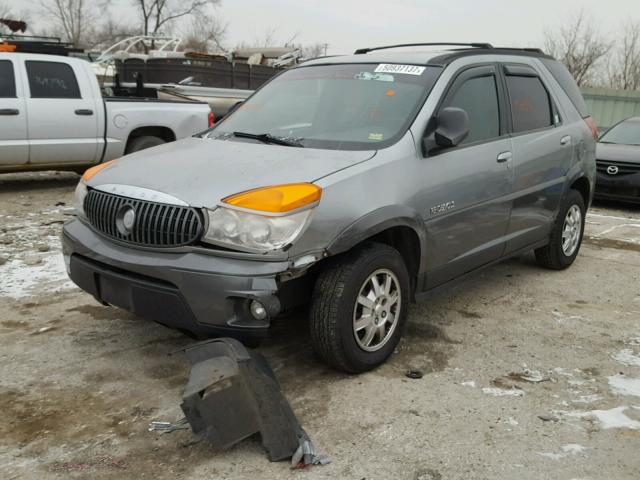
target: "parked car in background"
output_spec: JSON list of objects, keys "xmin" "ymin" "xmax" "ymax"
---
[
  {"xmin": 63, "ymin": 43, "xmax": 596, "ymax": 373},
  {"xmin": 595, "ymin": 116, "xmax": 640, "ymax": 204},
  {"xmin": 0, "ymin": 52, "xmax": 212, "ymax": 174}
]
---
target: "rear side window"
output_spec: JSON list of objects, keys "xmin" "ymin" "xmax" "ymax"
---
[
  {"xmin": 442, "ymin": 75, "xmax": 500, "ymax": 144},
  {"xmin": 506, "ymin": 76, "xmax": 552, "ymax": 133},
  {"xmin": 541, "ymin": 59, "xmax": 589, "ymax": 118},
  {"xmin": 0, "ymin": 60, "xmax": 16, "ymax": 98},
  {"xmin": 25, "ymin": 61, "xmax": 81, "ymax": 99}
]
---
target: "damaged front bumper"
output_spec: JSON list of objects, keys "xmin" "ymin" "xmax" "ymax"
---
[
  {"xmin": 180, "ymin": 338, "xmax": 328, "ymax": 466},
  {"xmin": 62, "ymin": 218, "xmax": 296, "ymax": 338}
]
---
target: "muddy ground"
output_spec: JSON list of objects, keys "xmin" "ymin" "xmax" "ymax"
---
[{"xmin": 1, "ymin": 171, "xmax": 639, "ymax": 480}]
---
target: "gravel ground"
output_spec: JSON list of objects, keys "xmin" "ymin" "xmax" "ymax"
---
[{"xmin": 1, "ymin": 171, "xmax": 639, "ymax": 480}]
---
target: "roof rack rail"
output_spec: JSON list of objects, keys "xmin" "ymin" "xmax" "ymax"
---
[{"xmin": 354, "ymin": 42, "xmax": 494, "ymax": 55}]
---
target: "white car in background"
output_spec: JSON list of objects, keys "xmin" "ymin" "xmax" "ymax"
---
[{"xmin": 0, "ymin": 52, "xmax": 212, "ymax": 174}]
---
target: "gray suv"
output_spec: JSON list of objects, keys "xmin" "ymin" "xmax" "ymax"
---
[{"xmin": 63, "ymin": 43, "xmax": 597, "ymax": 373}]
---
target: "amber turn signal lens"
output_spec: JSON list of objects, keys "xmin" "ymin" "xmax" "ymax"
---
[
  {"xmin": 223, "ymin": 183, "xmax": 322, "ymax": 213},
  {"xmin": 82, "ymin": 160, "xmax": 115, "ymax": 182}
]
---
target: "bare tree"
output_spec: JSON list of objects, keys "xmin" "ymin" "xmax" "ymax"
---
[
  {"xmin": 39, "ymin": 0, "xmax": 96, "ymax": 46},
  {"xmin": 181, "ymin": 14, "xmax": 226, "ymax": 52},
  {"xmin": 544, "ymin": 11, "xmax": 611, "ymax": 86},
  {"xmin": 607, "ymin": 21, "xmax": 640, "ymax": 90},
  {"xmin": 301, "ymin": 43, "xmax": 325, "ymax": 59},
  {"xmin": 133, "ymin": 0, "xmax": 219, "ymax": 36},
  {"xmin": 84, "ymin": 17, "xmax": 139, "ymax": 51}
]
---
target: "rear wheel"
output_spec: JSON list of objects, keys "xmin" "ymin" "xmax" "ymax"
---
[
  {"xmin": 535, "ymin": 189, "xmax": 586, "ymax": 270},
  {"xmin": 309, "ymin": 242, "xmax": 410, "ymax": 373},
  {"xmin": 126, "ymin": 135, "xmax": 165, "ymax": 154}
]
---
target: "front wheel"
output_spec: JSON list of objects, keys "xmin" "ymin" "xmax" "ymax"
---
[
  {"xmin": 535, "ymin": 189, "xmax": 586, "ymax": 270},
  {"xmin": 309, "ymin": 242, "xmax": 410, "ymax": 373}
]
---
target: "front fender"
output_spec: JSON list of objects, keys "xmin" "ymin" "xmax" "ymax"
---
[{"xmin": 326, "ymin": 204, "xmax": 428, "ymax": 276}]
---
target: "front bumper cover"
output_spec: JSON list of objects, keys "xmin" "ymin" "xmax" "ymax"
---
[
  {"xmin": 595, "ymin": 172, "xmax": 640, "ymax": 204},
  {"xmin": 62, "ymin": 218, "xmax": 290, "ymax": 338}
]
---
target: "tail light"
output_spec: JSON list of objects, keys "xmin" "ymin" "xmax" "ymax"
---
[
  {"xmin": 208, "ymin": 111, "xmax": 214, "ymax": 128},
  {"xmin": 584, "ymin": 116, "xmax": 598, "ymax": 140}
]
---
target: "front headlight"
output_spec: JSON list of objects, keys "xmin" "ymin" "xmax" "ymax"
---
[
  {"xmin": 202, "ymin": 183, "xmax": 322, "ymax": 253},
  {"xmin": 74, "ymin": 181, "xmax": 88, "ymax": 217},
  {"xmin": 74, "ymin": 160, "xmax": 117, "ymax": 218},
  {"xmin": 204, "ymin": 207, "xmax": 314, "ymax": 252}
]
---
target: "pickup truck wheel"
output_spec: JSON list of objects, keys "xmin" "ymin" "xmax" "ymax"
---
[
  {"xmin": 126, "ymin": 135, "xmax": 165, "ymax": 154},
  {"xmin": 309, "ymin": 242, "xmax": 410, "ymax": 373},
  {"xmin": 535, "ymin": 189, "xmax": 586, "ymax": 270}
]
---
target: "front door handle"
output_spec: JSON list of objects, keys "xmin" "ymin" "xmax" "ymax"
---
[
  {"xmin": 497, "ymin": 151, "xmax": 512, "ymax": 163},
  {"xmin": 560, "ymin": 135, "xmax": 571, "ymax": 146},
  {"xmin": 0, "ymin": 108, "xmax": 19, "ymax": 115},
  {"xmin": 75, "ymin": 109, "xmax": 94, "ymax": 116}
]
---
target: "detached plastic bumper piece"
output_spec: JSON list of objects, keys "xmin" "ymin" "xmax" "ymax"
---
[{"xmin": 180, "ymin": 338, "xmax": 328, "ymax": 467}]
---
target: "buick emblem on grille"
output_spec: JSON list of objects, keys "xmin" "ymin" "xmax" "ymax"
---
[
  {"xmin": 116, "ymin": 205, "xmax": 136, "ymax": 236},
  {"xmin": 607, "ymin": 165, "xmax": 619, "ymax": 175}
]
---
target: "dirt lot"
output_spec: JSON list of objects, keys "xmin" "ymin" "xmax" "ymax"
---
[{"xmin": 1, "ymin": 171, "xmax": 639, "ymax": 480}]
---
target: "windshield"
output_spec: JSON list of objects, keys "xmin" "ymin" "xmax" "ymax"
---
[
  {"xmin": 209, "ymin": 63, "xmax": 442, "ymax": 150},
  {"xmin": 599, "ymin": 118, "xmax": 640, "ymax": 146}
]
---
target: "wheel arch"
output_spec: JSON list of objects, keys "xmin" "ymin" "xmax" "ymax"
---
[
  {"xmin": 569, "ymin": 175, "xmax": 592, "ymax": 208},
  {"xmin": 125, "ymin": 126, "xmax": 176, "ymax": 152},
  {"xmin": 325, "ymin": 206, "xmax": 427, "ymax": 296}
]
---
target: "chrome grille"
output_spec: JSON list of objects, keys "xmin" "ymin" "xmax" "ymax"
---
[
  {"xmin": 596, "ymin": 159, "xmax": 640, "ymax": 176},
  {"xmin": 84, "ymin": 189, "xmax": 203, "ymax": 247}
]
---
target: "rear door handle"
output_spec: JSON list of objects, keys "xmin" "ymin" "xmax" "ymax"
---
[
  {"xmin": 75, "ymin": 109, "xmax": 94, "ymax": 116},
  {"xmin": 497, "ymin": 151, "xmax": 512, "ymax": 163},
  {"xmin": 560, "ymin": 135, "xmax": 571, "ymax": 145},
  {"xmin": 0, "ymin": 108, "xmax": 19, "ymax": 115}
]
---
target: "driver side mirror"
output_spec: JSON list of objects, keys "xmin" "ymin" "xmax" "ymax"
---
[{"xmin": 434, "ymin": 107, "xmax": 470, "ymax": 148}]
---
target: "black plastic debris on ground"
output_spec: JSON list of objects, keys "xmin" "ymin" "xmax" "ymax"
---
[{"xmin": 179, "ymin": 338, "xmax": 328, "ymax": 467}]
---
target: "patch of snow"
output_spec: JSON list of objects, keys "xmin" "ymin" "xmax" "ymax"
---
[
  {"xmin": 460, "ymin": 381, "xmax": 476, "ymax": 387},
  {"xmin": 482, "ymin": 387, "xmax": 524, "ymax": 397},
  {"xmin": 567, "ymin": 406, "xmax": 640, "ymax": 430},
  {"xmin": 571, "ymin": 394, "xmax": 603, "ymax": 404},
  {"xmin": 613, "ymin": 349, "xmax": 640, "ymax": 367},
  {"xmin": 506, "ymin": 417, "xmax": 519, "ymax": 426},
  {"xmin": 0, "ymin": 253, "xmax": 75, "ymax": 299},
  {"xmin": 608, "ymin": 375, "xmax": 640, "ymax": 397},
  {"xmin": 537, "ymin": 444, "xmax": 587, "ymax": 460},
  {"xmin": 561, "ymin": 444, "xmax": 587, "ymax": 454},
  {"xmin": 537, "ymin": 452, "xmax": 564, "ymax": 460}
]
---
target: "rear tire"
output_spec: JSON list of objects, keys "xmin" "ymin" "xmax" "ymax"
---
[
  {"xmin": 126, "ymin": 135, "xmax": 165, "ymax": 154},
  {"xmin": 309, "ymin": 242, "xmax": 410, "ymax": 373},
  {"xmin": 535, "ymin": 189, "xmax": 586, "ymax": 270}
]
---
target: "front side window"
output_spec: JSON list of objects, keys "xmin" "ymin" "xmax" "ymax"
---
[
  {"xmin": 506, "ymin": 75, "xmax": 553, "ymax": 133},
  {"xmin": 25, "ymin": 61, "xmax": 81, "ymax": 99},
  {"xmin": 211, "ymin": 63, "xmax": 442, "ymax": 150},
  {"xmin": 0, "ymin": 60, "xmax": 16, "ymax": 98},
  {"xmin": 442, "ymin": 74, "xmax": 500, "ymax": 144}
]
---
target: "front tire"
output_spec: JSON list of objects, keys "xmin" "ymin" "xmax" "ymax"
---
[
  {"xmin": 535, "ymin": 189, "xmax": 586, "ymax": 270},
  {"xmin": 309, "ymin": 242, "xmax": 410, "ymax": 373}
]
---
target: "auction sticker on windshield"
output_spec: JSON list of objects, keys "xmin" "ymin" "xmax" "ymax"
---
[{"xmin": 374, "ymin": 64, "xmax": 426, "ymax": 75}]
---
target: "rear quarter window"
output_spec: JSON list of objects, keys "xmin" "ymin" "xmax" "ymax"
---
[
  {"xmin": 0, "ymin": 60, "xmax": 16, "ymax": 98},
  {"xmin": 506, "ymin": 75, "xmax": 553, "ymax": 133},
  {"xmin": 25, "ymin": 61, "xmax": 81, "ymax": 99},
  {"xmin": 540, "ymin": 59, "xmax": 589, "ymax": 118}
]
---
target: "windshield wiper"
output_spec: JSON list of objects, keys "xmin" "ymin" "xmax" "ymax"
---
[{"xmin": 232, "ymin": 131, "xmax": 304, "ymax": 148}]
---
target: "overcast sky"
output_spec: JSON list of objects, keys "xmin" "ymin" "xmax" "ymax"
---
[{"xmin": 4, "ymin": 0, "xmax": 640, "ymax": 54}]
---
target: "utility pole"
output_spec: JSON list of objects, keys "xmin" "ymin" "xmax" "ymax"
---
[{"xmin": 323, "ymin": 43, "xmax": 329, "ymax": 56}]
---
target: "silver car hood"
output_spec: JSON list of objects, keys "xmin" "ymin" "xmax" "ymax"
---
[{"xmin": 88, "ymin": 137, "xmax": 376, "ymax": 207}]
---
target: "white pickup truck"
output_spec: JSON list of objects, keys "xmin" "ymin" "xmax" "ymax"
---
[{"xmin": 0, "ymin": 52, "xmax": 212, "ymax": 173}]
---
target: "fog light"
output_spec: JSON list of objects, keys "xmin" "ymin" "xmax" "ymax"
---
[{"xmin": 250, "ymin": 300, "xmax": 267, "ymax": 320}]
